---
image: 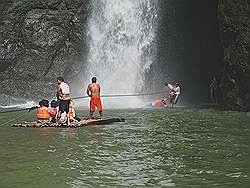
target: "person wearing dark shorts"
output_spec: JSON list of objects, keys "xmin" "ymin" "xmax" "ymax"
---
[
  {"xmin": 56, "ymin": 76, "xmax": 71, "ymax": 125},
  {"xmin": 87, "ymin": 77, "xmax": 103, "ymax": 119},
  {"xmin": 59, "ymin": 100, "xmax": 70, "ymax": 113}
]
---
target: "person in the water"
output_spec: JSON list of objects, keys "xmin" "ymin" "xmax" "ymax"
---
[
  {"xmin": 164, "ymin": 82, "xmax": 181, "ymax": 108},
  {"xmin": 87, "ymin": 77, "xmax": 103, "ymax": 119}
]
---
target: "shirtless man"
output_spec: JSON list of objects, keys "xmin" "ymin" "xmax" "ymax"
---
[{"xmin": 87, "ymin": 77, "xmax": 103, "ymax": 119}]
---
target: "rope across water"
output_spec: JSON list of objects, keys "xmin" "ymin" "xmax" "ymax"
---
[
  {"xmin": 0, "ymin": 90, "xmax": 167, "ymax": 114},
  {"xmin": 71, "ymin": 90, "xmax": 167, "ymax": 100}
]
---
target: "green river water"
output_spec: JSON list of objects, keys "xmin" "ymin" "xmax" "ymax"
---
[{"xmin": 0, "ymin": 108, "xmax": 249, "ymax": 188}]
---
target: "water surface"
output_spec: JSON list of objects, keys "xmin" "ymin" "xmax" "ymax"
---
[{"xmin": 0, "ymin": 108, "xmax": 249, "ymax": 187}]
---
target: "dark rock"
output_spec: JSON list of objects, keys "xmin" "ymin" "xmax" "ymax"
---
[
  {"xmin": 0, "ymin": 0, "xmax": 89, "ymax": 105},
  {"xmin": 218, "ymin": 0, "xmax": 249, "ymax": 111}
]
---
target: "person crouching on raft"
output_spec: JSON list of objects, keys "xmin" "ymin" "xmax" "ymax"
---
[
  {"xmin": 56, "ymin": 76, "xmax": 71, "ymax": 126},
  {"xmin": 87, "ymin": 77, "xmax": 103, "ymax": 119},
  {"xmin": 68, "ymin": 100, "xmax": 81, "ymax": 122}
]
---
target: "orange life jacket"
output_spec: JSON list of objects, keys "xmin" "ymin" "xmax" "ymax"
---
[{"xmin": 37, "ymin": 107, "xmax": 50, "ymax": 120}]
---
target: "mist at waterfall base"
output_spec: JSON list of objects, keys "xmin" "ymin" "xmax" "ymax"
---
[{"xmin": 73, "ymin": 0, "xmax": 159, "ymax": 109}]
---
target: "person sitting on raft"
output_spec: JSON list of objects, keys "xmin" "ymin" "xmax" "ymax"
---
[
  {"xmin": 49, "ymin": 100, "xmax": 59, "ymax": 123},
  {"xmin": 68, "ymin": 100, "xmax": 81, "ymax": 122},
  {"xmin": 87, "ymin": 77, "xmax": 103, "ymax": 119},
  {"xmin": 36, "ymin": 99, "xmax": 50, "ymax": 123},
  {"xmin": 58, "ymin": 111, "xmax": 68, "ymax": 126}
]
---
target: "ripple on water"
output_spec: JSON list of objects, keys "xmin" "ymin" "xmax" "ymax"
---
[{"xmin": 0, "ymin": 108, "xmax": 249, "ymax": 187}]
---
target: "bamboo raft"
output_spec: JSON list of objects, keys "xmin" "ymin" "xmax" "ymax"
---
[{"xmin": 11, "ymin": 118, "xmax": 125, "ymax": 128}]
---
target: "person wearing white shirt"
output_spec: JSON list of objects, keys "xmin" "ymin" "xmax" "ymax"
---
[
  {"xmin": 165, "ymin": 82, "xmax": 181, "ymax": 108},
  {"xmin": 56, "ymin": 76, "xmax": 71, "ymax": 126}
]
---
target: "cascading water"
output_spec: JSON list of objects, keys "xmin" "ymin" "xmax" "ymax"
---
[{"xmin": 84, "ymin": 0, "xmax": 158, "ymax": 108}]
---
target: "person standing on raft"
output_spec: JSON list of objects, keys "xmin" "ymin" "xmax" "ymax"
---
[
  {"xmin": 87, "ymin": 77, "xmax": 103, "ymax": 119},
  {"xmin": 56, "ymin": 76, "xmax": 71, "ymax": 125}
]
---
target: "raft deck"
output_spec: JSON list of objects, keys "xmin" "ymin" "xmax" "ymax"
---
[{"xmin": 11, "ymin": 118, "xmax": 125, "ymax": 128}]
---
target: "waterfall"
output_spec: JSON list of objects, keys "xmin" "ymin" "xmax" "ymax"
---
[{"xmin": 84, "ymin": 0, "xmax": 158, "ymax": 108}]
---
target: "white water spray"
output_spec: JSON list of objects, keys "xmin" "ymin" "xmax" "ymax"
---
[
  {"xmin": 84, "ymin": 0, "xmax": 158, "ymax": 108},
  {"xmin": 0, "ymin": 101, "xmax": 37, "ymax": 109}
]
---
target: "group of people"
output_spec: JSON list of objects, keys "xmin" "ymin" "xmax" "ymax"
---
[
  {"xmin": 35, "ymin": 76, "xmax": 182, "ymax": 126},
  {"xmin": 36, "ymin": 98, "xmax": 80, "ymax": 126},
  {"xmin": 149, "ymin": 82, "xmax": 181, "ymax": 109},
  {"xmin": 35, "ymin": 76, "xmax": 103, "ymax": 126}
]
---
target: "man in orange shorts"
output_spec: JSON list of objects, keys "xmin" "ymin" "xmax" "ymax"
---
[{"xmin": 87, "ymin": 77, "xmax": 103, "ymax": 119}]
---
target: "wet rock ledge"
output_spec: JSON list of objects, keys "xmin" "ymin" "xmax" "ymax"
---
[{"xmin": 218, "ymin": 0, "xmax": 249, "ymax": 111}]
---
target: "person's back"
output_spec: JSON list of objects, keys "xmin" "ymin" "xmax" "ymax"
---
[
  {"xmin": 89, "ymin": 83, "xmax": 100, "ymax": 96},
  {"xmin": 49, "ymin": 100, "xmax": 59, "ymax": 123},
  {"xmin": 49, "ymin": 107, "xmax": 58, "ymax": 123},
  {"xmin": 87, "ymin": 77, "xmax": 103, "ymax": 119},
  {"xmin": 37, "ymin": 100, "xmax": 50, "ymax": 122},
  {"xmin": 56, "ymin": 76, "xmax": 71, "ymax": 126},
  {"xmin": 57, "ymin": 81, "xmax": 70, "ymax": 100}
]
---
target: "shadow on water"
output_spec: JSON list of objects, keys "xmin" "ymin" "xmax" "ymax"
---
[{"xmin": 0, "ymin": 108, "xmax": 249, "ymax": 187}]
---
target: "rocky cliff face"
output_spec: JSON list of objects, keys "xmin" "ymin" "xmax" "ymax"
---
[
  {"xmin": 217, "ymin": 0, "xmax": 249, "ymax": 111},
  {"xmin": 0, "ymin": 0, "xmax": 89, "ymax": 105}
]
